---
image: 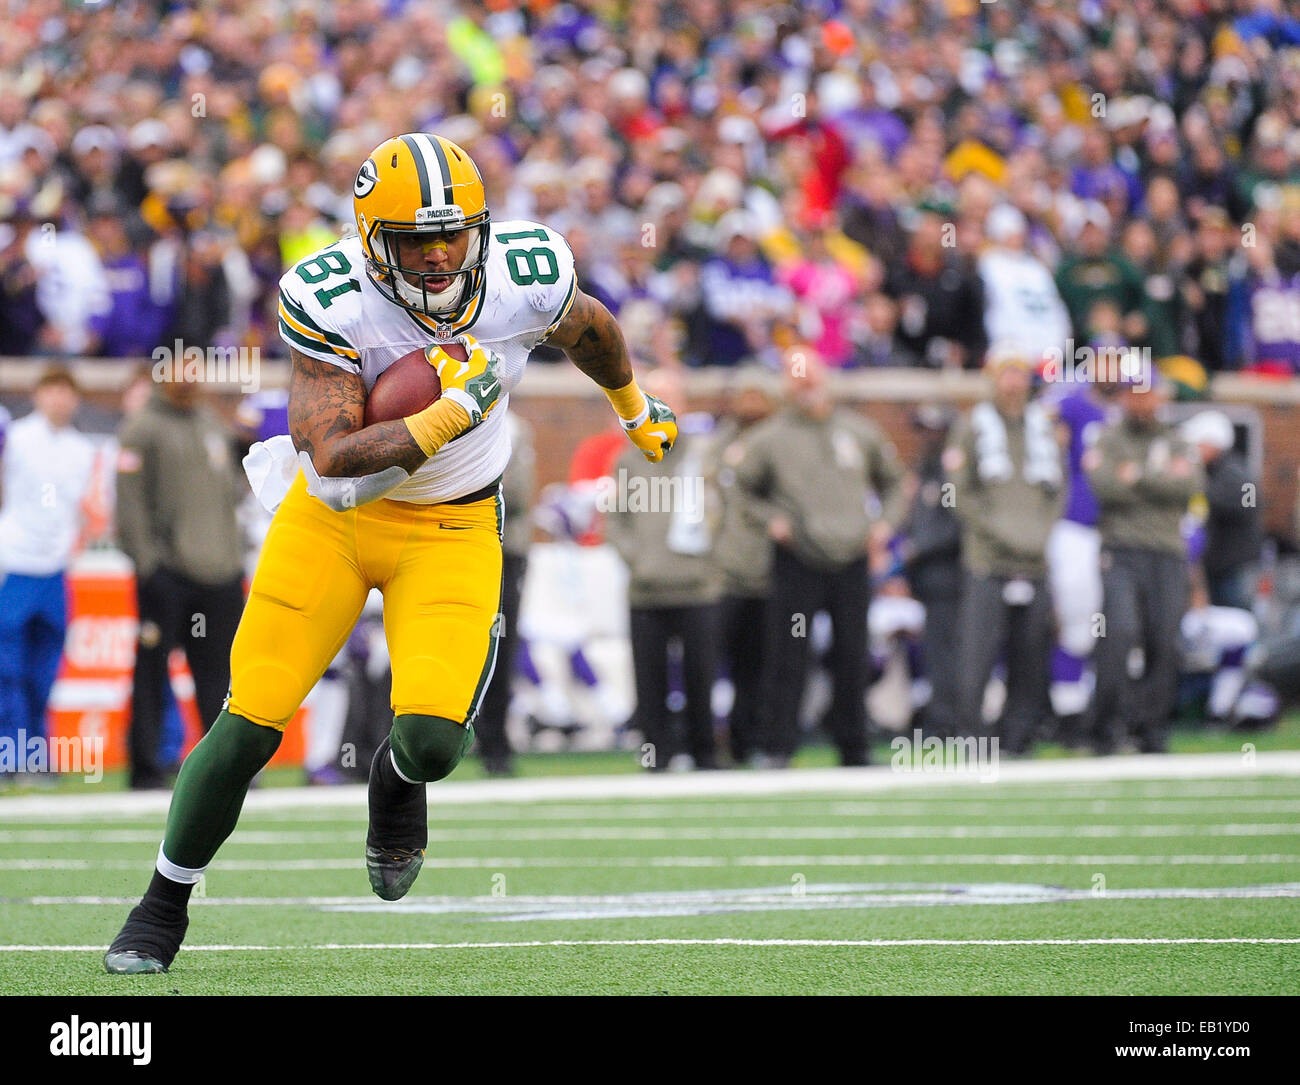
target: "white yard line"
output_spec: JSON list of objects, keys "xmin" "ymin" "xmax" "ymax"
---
[
  {"xmin": 9, "ymin": 882, "xmax": 1298, "ymax": 907},
  {"xmin": 2, "ymin": 751, "xmax": 1298, "ymax": 819},
  {"xmin": 3, "ymin": 936, "xmax": 1299, "ymax": 952},
  {"xmin": 8, "ymin": 786, "xmax": 1300, "ymax": 826},
  {"xmin": 9, "ymin": 883, "xmax": 1299, "ymax": 921},
  {"xmin": 3, "ymin": 853, "xmax": 1298, "ymax": 870},
  {"xmin": 4, "ymin": 823, "xmax": 1300, "ymax": 845}
]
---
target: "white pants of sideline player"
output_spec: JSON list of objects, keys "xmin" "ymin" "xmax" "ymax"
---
[{"xmin": 1046, "ymin": 519, "xmax": 1103, "ymax": 717}]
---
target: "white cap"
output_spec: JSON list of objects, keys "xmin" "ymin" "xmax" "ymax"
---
[
  {"xmin": 715, "ymin": 208, "xmax": 759, "ymax": 246},
  {"xmin": 1105, "ymin": 96, "xmax": 1150, "ymax": 131},
  {"xmin": 644, "ymin": 181, "xmax": 686, "ymax": 216},
  {"xmin": 248, "ymin": 143, "xmax": 286, "ymax": 185},
  {"xmin": 696, "ymin": 167, "xmax": 743, "ymax": 209},
  {"xmin": 608, "ymin": 68, "xmax": 648, "ymax": 102},
  {"xmin": 71, "ymin": 124, "xmax": 118, "ymax": 156},
  {"xmin": 985, "ymin": 203, "xmax": 1027, "ymax": 243},
  {"xmin": 1181, "ymin": 410, "xmax": 1235, "ymax": 452},
  {"xmin": 656, "ymin": 126, "xmax": 688, "ymax": 152},
  {"xmin": 14, "ymin": 125, "xmax": 55, "ymax": 160},
  {"xmin": 716, "ymin": 115, "xmax": 758, "ymax": 145},
  {"xmin": 1076, "ymin": 199, "xmax": 1112, "ymax": 236},
  {"xmin": 573, "ymin": 156, "xmax": 612, "ymax": 185},
  {"xmin": 128, "ymin": 119, "xmax": 169, "ymax": 151},
  {"xmin": 518, "ymin": 159, "xmax": 565, "ymax": 190}
]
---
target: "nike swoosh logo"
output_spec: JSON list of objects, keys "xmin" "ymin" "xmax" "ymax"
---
[{"xmin": 438, "ymin": 523, "xmax": 472, "ymax": 530}]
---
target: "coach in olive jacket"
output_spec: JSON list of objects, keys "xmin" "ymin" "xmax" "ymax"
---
[
  {"xmin": 733, "ymin": 348, "xmax": 904, "ymax": 766},
  {"xmin": 605, "ymin": 369, "xmax": 721, "ymax": 771},
  {"xmin": 116, "ymin": 379, "xmax": 245, "ymax": 789}
]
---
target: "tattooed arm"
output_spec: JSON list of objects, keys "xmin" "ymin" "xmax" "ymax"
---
[
  {"xmin": 287, "ymin": 348, "xmax": 428, "ymax": 477},
  {"xmin": 546, "ymin": 289, "xmax": 678, "ymax": 461},
  {"xmin": 546, "ymin": 290, "xmax": 634, "ymax": 389}
]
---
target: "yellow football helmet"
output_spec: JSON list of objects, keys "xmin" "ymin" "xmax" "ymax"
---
[{"xmin": 352, "ymin": 133, "xmax": 490, "ymax": 324}]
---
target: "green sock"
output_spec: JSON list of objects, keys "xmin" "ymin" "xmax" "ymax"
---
[{"xmin": 161, "ymin": 710, "xmax": 282, "ymax": 870}]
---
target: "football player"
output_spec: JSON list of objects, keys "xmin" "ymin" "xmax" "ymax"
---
[{"xmin": 105, "ymin": 133, "xmax": 678, "ymax": 973}]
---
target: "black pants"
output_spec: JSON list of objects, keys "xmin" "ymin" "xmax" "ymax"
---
[
  {"xmin": 760, "ymin": 547, "xmax": 871, "ymax": 764},
  {"xmin": 1207, "ymin": 567, "xmax": 1251, "ymax": 611},
  {"xmin": 629, "ymin": 602, "xmax": 720, "ymax": 768},
  {"xmin": 129, "ymin": 568, "xmax": 244, "ymax": 788},
  {"xmin": 916, "ymin": 591, "xmax": 961, "ymax": 738},
  {"xmin": 476, "ymin": 551, "xmax": 526, "ymax": 764},
  {"xmin": 1094, "ymin": 547, "xmax": 1188, "ymax": 753},
  {"xmin": 956, "ymin": 571, "xmax": 1052, "ymax": 754},
  {"xmin": 721, "ymin": 592, "xmax": 766, "ymax": 762}
]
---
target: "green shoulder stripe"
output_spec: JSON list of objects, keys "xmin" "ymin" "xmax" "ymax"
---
[
  {"xmin": 279, "ymin": 290, "xmax": 357, "ymax": 351},
  {"xmin": 278, "ymin": 317, "xmax": 357, "ymax": 363}
]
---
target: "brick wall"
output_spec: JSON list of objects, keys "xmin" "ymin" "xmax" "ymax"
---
[{"xmin": 3, "ymin": 359, "xmax": 1299, "ymax": 540}]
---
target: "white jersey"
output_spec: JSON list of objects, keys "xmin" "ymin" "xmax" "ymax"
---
[
  {"xmin": 0, "ymin": 412, "xmax": 95, "ymax": 575},
  {"xmin": 978, "ymin": 247, "xmax": 1072, "ymax": 364},
  {"xmin": 277, "ymin": 219, "xmax": 577, "ymax": 503}
]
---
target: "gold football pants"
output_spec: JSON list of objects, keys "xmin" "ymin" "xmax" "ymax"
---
[{"xmin": 228, "ymin": 472, "xmax": 503, "ymax": 730}]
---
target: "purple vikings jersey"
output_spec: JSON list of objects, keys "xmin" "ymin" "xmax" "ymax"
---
[
  {"xmin": 1245, "ymin": 275, "xmax": 1300, "ymax": 371},
  {"xmin": 1054, "ymin": 388, "xmax": 1106, "ymax": 526}
]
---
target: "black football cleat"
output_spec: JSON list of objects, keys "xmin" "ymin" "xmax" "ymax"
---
[
  {"xmin": 366, "ymin": 736, "xmax": 428, "ymax": 901},
  {"xmin": 104, "ymin": 898, "xmax": 189, "ymax": 974},
  {"xmin": 365, "ymin": 844, "xmax": 425, "ymax": 902}
]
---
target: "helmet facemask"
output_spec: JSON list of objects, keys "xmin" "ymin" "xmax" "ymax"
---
[{"xmin": 365, "ymin": 214, "xmax": 490, "ymax": 322}]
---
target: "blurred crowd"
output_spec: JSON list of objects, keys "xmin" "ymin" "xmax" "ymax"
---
[
  {"xmin": 5, "ymin": 0, "xmax": 1300, "ymax": 375},
  {"xmin": 7, "ymin": 0, "xmax": 1300, "ymax": 780}
]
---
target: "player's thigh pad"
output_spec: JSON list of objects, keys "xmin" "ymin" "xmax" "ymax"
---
[
  {"xmin": 228, "ymin": 473, "xmax": 370, "ymax": 729},
  {"xmin": 376, "ymin": 494, "xmax": 503, "ymax": 723}
]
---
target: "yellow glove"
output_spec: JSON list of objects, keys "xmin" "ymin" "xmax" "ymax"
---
[
  {"xmin": 404, "ymin": 335, "xmax": 503, "ymax": 456},
  {"xmin": 429, "ymin": 334, "xmax": 503, "ymax": 426},
  {"xmin": 605, "ymin": 379, "xmax": 678, "ymax": 462}
]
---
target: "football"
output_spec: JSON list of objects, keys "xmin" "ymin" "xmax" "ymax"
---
[{"xmin": 362, "ymin": 342, "xmax": 460, "ymax": 425}]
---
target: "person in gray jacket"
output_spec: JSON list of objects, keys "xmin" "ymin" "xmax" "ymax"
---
[
  {"xmin": 1085, "ymin": 371, "xmax": 1202, "ymax": 753},
  {"xmin": 944, "ymin": 345, "xmax": 1064, "ymax": 754},
  {"xmin": 1181, "ymin": 409, "xmax": 1259, "ymax": 612},
  {"xmin": 901, "ymin": 405, "xmax": 963, "ymax": 738},
  {"xmin": 734, "ymin": 346, "xmax": 905, "ymax": 766},
  {"xmin": 606, "ymin": 368, "xmax": 721, "ymax": 771}
]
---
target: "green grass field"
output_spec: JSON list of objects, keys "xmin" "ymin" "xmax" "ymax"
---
[{"xmin": 3, "ymin": 745, "xmax": 1300, "ymax": 995}]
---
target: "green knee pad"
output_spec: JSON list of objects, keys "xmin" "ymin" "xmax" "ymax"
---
[{"xmin": 389, "ymin": 714, "xmax": 475, "ymax": 783}]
